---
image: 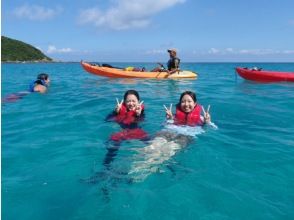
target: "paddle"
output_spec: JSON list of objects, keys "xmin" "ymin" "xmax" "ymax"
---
[{"xmin": 157, "ymin": 63, "xmax": 167, "ymax": 71}]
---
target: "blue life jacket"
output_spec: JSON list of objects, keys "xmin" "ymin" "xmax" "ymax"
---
[{"xmin": 28, "ymin": 79, "xmax": 47, "ymax": 92}]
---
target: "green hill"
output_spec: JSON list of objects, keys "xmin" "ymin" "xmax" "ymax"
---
[{"xmin": 1, "ymin": 36, "xmax": 52, "ymax": 62}]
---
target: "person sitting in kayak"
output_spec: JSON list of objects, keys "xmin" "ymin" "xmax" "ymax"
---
[
  {"xmin": 151, "ymin": 48, "xmax": 181, "ymax": 75},
  {"xmin": 164, "ymin": 91, "xmax": 211, "ymax": 126},
  {"xmin": 104, "ymin": 90, "xmax": 148, "ymax": 167},
  {"xmin": 2, "ymin": 73, "xmax": 50, "ymax": 103}
]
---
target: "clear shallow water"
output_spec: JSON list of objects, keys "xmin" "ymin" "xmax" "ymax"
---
[{"xmin": 2, "ymin": 62, "xmax": 294, "ymax": 220}]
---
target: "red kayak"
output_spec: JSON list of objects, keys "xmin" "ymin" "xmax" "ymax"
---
[{"xmin": 235, "ymin": 67, "xmax": 294, "ymax": 82}]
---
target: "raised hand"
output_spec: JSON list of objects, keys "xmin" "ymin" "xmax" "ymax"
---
[
  {"xmin": 135, "ymin": 101, "xmax": 144, "ymax": 116},
  {"xmin": 115, "ymin": 98, "xmax": 124, "ymax": 113},
  {"xmin": 163, "ymin": 104, "xmax": 173, "ymax": 119},
  {"xmin": 202, "ymin": 105, "xmax": 211, "ymax": 123}
]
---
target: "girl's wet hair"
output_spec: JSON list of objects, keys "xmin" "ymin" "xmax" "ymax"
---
[
  {"xmin": 178, "ymin": 91, "xmax": 197, "ymax": 104},
  {"xmin": 123, "ymin": 90, "xmax": 140, "ymax": 101},
  {"xmin": 37, "ymin": 73, "xmax": 49, "ymax": 80}
]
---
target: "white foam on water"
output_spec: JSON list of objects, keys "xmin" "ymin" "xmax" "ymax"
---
[
  {"xmin": 129, "ymin": 137, "xmax": 181, "ymax": 181},
  {"xmin": 164, "ymin": 123, "xmax": 205, "ymax": 136},
  {"xmin": 129, "ymin": 123, "xmax": 212, "ymax": 182}
]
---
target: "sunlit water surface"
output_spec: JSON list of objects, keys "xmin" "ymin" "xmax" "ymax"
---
[{"xmin": 2, "ymin": 62, "xmax": 294, "ymax": 220}]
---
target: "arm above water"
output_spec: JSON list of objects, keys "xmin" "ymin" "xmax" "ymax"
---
[
  {"xmin": 164, "ymin": 104, "xmax": 173, "ymax": 120},
  {"xmin": 201, "ymin": 105, "xmax": 218, "ymax": 129},
  {"xmin": 34, "ymin": 84, "xmax": 47, "ymax": 93}
]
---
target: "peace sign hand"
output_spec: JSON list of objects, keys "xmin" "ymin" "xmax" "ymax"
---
[
  {"xmin": 135, "ymin": 101, "xmax": 144, "ymax": 116},
  {"xmin": 202, "ymin": 105, "xmax": 211, "ymax": 123},
  {"xmin": 164, "ymin": 104, "xmax": 173, "ymax": 119},
  {"xmin": 115, "ymin": 98, "xmax": 124, "ymax": 113}
]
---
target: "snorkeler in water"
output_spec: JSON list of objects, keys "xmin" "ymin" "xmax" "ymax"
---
[
  {"xmin": 28, "ymin": 73, "xmax": 50, "ymax": 93},
  {"xmin": 2, "ymin": 73, "xmax": 50, "ymax": 103}
]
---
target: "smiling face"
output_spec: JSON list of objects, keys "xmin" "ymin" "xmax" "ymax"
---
[
  {"xmin": 180, "ymin": 94, "xmax": 196, "ymax": 113},
  {"xmin": 125, "ymin": 94, "xmax": 139, "ymax": 111}
]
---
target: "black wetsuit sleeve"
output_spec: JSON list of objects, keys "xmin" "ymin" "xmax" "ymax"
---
[
  {"xmin": 136, "ymin": 110, "xmax": 145, "ymax": 122},
  {"xmin": 105, "ymin": 111, "xmax": 117, "ymax": 122}
]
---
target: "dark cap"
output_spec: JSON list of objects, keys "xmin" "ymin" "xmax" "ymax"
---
[{"xmin": 167, "ymin": 48, "xmax": 177, "ymax": 53}]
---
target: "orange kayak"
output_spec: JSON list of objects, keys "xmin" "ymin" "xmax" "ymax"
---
[{"xmin": 81, "ymin": 61, "xmax": 197, "ymax": 79}]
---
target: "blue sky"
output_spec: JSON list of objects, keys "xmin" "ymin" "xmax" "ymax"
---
[{"xmin": 2, "ymin": 0, "xmax": 294, "ymax": 62}]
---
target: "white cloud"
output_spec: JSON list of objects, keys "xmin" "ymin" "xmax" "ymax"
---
[
  {"xmin": 145, "ymin": 49, "xmax": 167, "ymax": 55},
  {"xmin": 47, "ymin": 45, "xmax": 73, "ymax": 54},
  {"xmin": 238, "ymin": 49, "xmax": 248, "ymax": 54},
  {"xmin": 13, "ymin": 4, "xmax": 62, "ymax": 21},
  {"xmin": 239, "ymin": 49, "xmax": 276, "ymax": 55},
  {"xmin": 283, "ymin": 50, "xmax": 294, "ymax": 54},
  {"xmin": 205, "ymin": 48, "xmax": 294, "ymax": 55},
  {"xmin": 208, "ymin": 48, "xmax": 219, "ymax": 54},
  {"xmin": 78, "ymin": 0, "xmax": 185, "ymax": 30},
  {"xmin": 225, "ymin": 48, "xmax": 234, "ymax": 53}
]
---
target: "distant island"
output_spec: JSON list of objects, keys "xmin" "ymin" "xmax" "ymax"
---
[{"xmin": 1, "ymin": 36, "xmax": 52, "ymax": 62}]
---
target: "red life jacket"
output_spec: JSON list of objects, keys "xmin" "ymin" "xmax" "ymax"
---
[
  {"xmin": 174, "ymin": 104, "xmax": 203, "ymax": 126},
  {"xmin": 115, "ymin": 103, "xmax": 144, "ymax": 125}
]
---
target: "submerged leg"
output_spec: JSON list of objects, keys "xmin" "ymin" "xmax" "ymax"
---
[
  {"xmin": 128, "ymin": 131, "xmax": 194, "ymax": 182},
  {"xmin": 103, "ymin": 143, "xmax": 120, "ymax": 169},
  {"xmin": 2, "ymin": 91, "xmax": 31, "ymax": 104}
]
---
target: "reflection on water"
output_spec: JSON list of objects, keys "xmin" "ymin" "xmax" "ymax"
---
[{"xmin": 128, "ymin": 125, "xmax": 206, "ymax": 182}]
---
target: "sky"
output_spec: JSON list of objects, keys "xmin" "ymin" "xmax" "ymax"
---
[{"xmin": 2, "ymin": 0, "xmax": 294, "ymax": 62}]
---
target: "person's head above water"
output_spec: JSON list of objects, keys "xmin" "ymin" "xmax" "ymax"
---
[
  {"xmin": 179, "ymin": 91, "xmax": 197, "ymax": 103},
  {"xmin": 37, "ymin": 73, "xmax": 49, "ymax": 80},
  {"xmin": 30, "ymin": 73, "xmax": 50, "ymax": 93},
  {"xmin": 165, "ymin": 90, "xmax": 211, "ymax": 125},
  {"xmin": 123, "ymin": 90, "xmax": 141, "ymax": 111},
  {"xmin": 36, "ymin": 73, "xmax": 50, "ymax": 86},
  {"xmin": 178, "ymin": 91, "xmax": 197, "ymax": 113},
  {"xmin": 123, "ymin": 90, "xmax": 140, "ymax": 101},
  {"xmin": 114, "ymin": 90, "xmax": 144, "ymax": 117}
]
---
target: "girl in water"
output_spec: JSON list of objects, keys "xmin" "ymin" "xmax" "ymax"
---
[
  {"xmin": 104, "ymin": 90, "xmax": 148, "ymax": 167},
  {"xmin": 164, "ymin": 90, "xmax": 211, "ymax": 126},
  {"xmin": 129, "ymin": 91, "xmax": 214, "ymax": 182}
]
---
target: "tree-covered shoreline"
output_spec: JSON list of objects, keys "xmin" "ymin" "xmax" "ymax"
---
[{"xmin": 1, "ymin": 36, "xmax": 53, "ymax": 62}]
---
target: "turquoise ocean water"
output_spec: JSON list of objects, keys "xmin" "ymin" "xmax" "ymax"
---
[{"xmin": 2, "ymin": 62, "xmax": 294, "ymax": 220}]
